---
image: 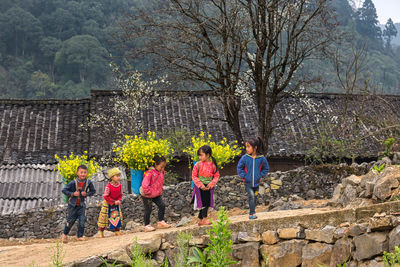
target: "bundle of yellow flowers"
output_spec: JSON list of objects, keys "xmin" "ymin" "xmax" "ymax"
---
[
  {"xmin": 114, "ymin": 131, "xmax": 174, "ymax": 171},
  {"xmin": 183, "ymin": 131, "xmax": 241, "ymax": 168},
  {"xmin": 54, "ymin": 151, "xmax": 102, "ymax": 184}
]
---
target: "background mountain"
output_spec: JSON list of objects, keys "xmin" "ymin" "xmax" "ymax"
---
[{"xmin": 0, "ymin": 0, "xmax": 399, "ymax": 99}]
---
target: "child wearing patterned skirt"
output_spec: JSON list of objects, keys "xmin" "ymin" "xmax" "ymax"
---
[{"xmin": 97, "ymin": 168, "xmax": 123, "ymax": 237}]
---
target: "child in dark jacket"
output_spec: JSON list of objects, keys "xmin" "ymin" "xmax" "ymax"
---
[
  {"xmin": 61, "ymin": 165, "xmax": 96, "ymax": 242},
  {"xmin": 237, "ymin": 137, "xmax": 269, "ymax": 220}
]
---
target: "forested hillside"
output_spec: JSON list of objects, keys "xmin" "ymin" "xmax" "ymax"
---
[{"xmin": 0, "ymin": 0, "xmax": 399, "ymax": 99}]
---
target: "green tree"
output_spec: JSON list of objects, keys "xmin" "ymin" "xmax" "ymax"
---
[
  {"xmin": 54, "ymin": 35, "xmax": 109, "ymax": 84},
  {"xmin": 383, "ymin": 18, "xmax": 398, "ymax": 48},
  {"xmin": 355, "ymin": 0, "xmax": 382, "ymax": 41},
  {"xmin": 27, "ymin": 71, "xmax": 57, "ymax": 99},
  {"xmin": 39, "ymin": 37, "xmax": 62, "ymax": 81},
  {"xmin": 0, "ymin": 6, "xmax": 43, "ymax": 57}
]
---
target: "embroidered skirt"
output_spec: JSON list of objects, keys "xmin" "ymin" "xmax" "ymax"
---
[{"xmin": 97, "ymin": 200, "xmax": 123, "ymax": 229}]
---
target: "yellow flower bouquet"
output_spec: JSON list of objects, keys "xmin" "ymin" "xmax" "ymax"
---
[
  {"xmin": 114, "ymin": 131, "xmax": 174, "ymax": 171},
  {"xmin": 55, "ymin": 151, "xmax": 102, "ymax": 184},
  {"xmin": 183, "ymin": 131, "xmax": 241, "ymax": 168}
]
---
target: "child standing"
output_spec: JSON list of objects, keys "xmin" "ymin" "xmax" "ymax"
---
[
  {"xmin": 97, "ymin": 167, "xmax": 123, "ymax": 237},
  {"xmin": 237, "ymin": 137, "xmax": 269, "ymax": 220},
  {"xmin": 192, "ymin": 145, "xmax": 220, "ymax": 226},
  {"xmin": 141, "ymin": 155, "xmax": 171, "ymax": 232},
  {"xmin": 61, "ymin": 165, "xmax": 96, "ymax": 242}
]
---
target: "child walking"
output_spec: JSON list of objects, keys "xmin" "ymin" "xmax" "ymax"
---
[
  {"xmin": 61, "ymin": 165, "xmax": 96, "ymax": 242},
  {"xmin": 192, "ymin": 145, "xmax": 220, "ymax": 226},
  {"xmin": 141, "ymin": 155, "xmax": 171, "ymax": 232},
  {"xmin": 237, "ymin": 137, "xmax": 269, "ymax": 220},
  {"xmin": 97, "ymin": 167, "xmax": 123, "ymax": 237}
]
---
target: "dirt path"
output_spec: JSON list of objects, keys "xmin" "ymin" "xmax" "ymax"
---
[{"xmin": 0, "ymin": 204, "xmax": 335, "ymax": 267}]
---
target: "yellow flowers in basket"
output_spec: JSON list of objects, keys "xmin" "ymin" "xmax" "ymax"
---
[
  {"xmin": 114, "ymin": 131, "xmax": 174, "ymax": 171},
  {"xmin": 183, "ymin": 131, "xmax": 242, "ymax": 168},
  {"xmin": 54, "ymin": 151, "xmax": 102, "ymax": 184}
]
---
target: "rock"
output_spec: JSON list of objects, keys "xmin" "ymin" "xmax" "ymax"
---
[
  {"xmin": 133, "ymin": 237, "xmax": 162, "ymax": 254},
  {"xmin": 259, "ymin": 240, "xmax": 307, "ymax": 267},
  {"xmin": 125, "ymin": 221, "xmax": 141, "ymax": 230},
  {"xmin": 71, "ymin": 256, "xmax": 103, "ymax": 267},
  {"xmin": 301, "ymin": 242, "xmax": 332, "ymax": 267},
  {"xmin": 278, "ymin": 227, "xmax": 305, "ymax": 239},
  {"xmin": 330, "ymin": 237, "xmax": 353, "ymax": 267},
  {"xmin": 354, "ymin": 232, "xmax": 388, "ymax": 261},
  {"xmin": 348, "ymin": 223, "xmax": 369, "ymax": 237},
  {"xmin": 389, "ymin": 225, "xmax": 400, "ymax": 251},
  {"xmin": 305, "ymin": 225, "xmax": 336, "ymax": 244},
  {"xmin": 189, "ymin": 236, "xmax": 206, "ymax": 246},
  {"xmin": 333, "ymin": 227, "xmax": 348, "ymax": 240},
  {"xmin": 175, "ymin": 217, "xmax": 192, "ymax": 227},
  {"xmin": 369, "ymin": 216, "xmax": 392, "ymax": 231},
  {"xmin": 330, "ymin": 184, "xmax": 343, "ymax": 203},
  {"xmin": 393, "ymin": 152, "xmax": 400, "ymax": 165},
  {"xmin": 262, "ymin": 231, "xmax": 279, "ymax": 245},
  {"xmin": 306, "ymin": 190, "xmax": 316, "ymax": 199},
  {"xmin": 237, "ymin": 232, "xmax": 261, "ymax": 242},
  {"xmin": 373, "ymin": 173, "xmax": 399, "ymax": 200},
  {"xmin": 338, "ymin": 185, "xmax": 357, "ymax": 207},
  {"xmin": 154, "ymin": 250, "xmax": 166, "ymax": 264},
  {"xmin": 360, "ymin": 172, "xmax": 378, "ymax": 189},
  {"xmin": 231, "ymin": 242, "xmax": 260, "ymax": 267},
  {"xmin": 365, "ymin": 182, "xmax": 375, "ymax": 198},
  {"xmin": 108, "ymin": 249, "xmax": 132, "ymax": 264},
  {"xmin": 361, "ymin": 259, "xmax": 385, "ymax": 267},
  {"xmin": 342, "ymin": 175, "xmax": 362, "ymax": 187}
]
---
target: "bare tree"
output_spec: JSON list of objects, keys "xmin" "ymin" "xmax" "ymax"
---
[
  {"xmin": 238, "ymin": 0, "xmax": 336, "ymax": 149},
  {"xmin": 119, "ymin": 0, "xmax": 247, "ymax": 144}
]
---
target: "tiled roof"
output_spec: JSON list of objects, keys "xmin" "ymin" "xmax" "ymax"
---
[
  {"xmin": 1, "ymin": 91, "xmax": 400, "ymax": 164},
  {"xmin": 0, "ymin": 164, "xmax": 128, "ymax": 215},
  {"xmin": 0, "ymin": 99, "xmax": 90, "ymax": 164}
]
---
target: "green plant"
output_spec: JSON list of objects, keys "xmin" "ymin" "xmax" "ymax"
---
[
  {"xmin": 164, "ymin": 170, "xmax": 180, "ymax": 185},
  {"xmin": 373, "ymin": 163, "xmax": 386, "ymax": 173},
  {"xmin": 175, "ymin": 231, "xmax": 192, "ymax": 267},
  {"xmin": 54, "ymin": 151, "xmax": 101, "ymax": 184},
  {"xmin": 128, "ymin": 240, "xmax": 153, "ymax": 267},
  {"xmin": 114, "ymin": 131, "xmax": 174, "ymax": 171},
  {"xmin": 50, "ymin": 242, "xmax": 65, "ymax": 267},
  {"xmin": 384, "ymin": 138, "xmax": 395, "ymax": 157},
  {"xmin": 183, "ymin": 131, "xmax": 241, "ymax": 168},
  {"xmin": 100, "ymin": 258, "xmax": 121, "ymax": 267},
  {"xmin": 187, "ymin": 207, "xmax": 238, "ymax": 266},
  {"xmin": 336, "ymin": 257, "xmax": 348, "ymax": 267},
  {"xmin": 261, "ymin": 253, "xmax": 269, "ymax": 267},
  {"xmin": 383, "ymin": 246, "xmax": 400, "ymax": 266}
]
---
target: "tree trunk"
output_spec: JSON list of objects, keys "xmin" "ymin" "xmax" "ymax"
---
[{"xmin": 220, "ymin": 95, "xmax": 243, "ymax": 145}]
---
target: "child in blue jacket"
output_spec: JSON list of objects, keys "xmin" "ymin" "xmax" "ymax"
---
[
  {"xmin": 61, "ymin": 165, "xmax": 96, "ymax": 242},
  {"xmin": 237, "ymin": 137, "xmax": 269, "ymax": 219}
]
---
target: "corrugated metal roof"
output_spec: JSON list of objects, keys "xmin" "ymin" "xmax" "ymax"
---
[{"xmin": 0, "ymin": 164, "xmax": 128, "ymax": 215}]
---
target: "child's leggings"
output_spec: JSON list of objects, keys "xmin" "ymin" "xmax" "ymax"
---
[
  {"xmin": 198, "ymin": 186, "xmax": 211, "ymax": 219},
  {"xmin": 142, "ymin": 195, "xmax": 165, "ymax": 225}
]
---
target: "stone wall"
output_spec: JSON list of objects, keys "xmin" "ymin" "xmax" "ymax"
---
[
  {"xmin": 0, "ymin": 163, "xmax": 371, "ymax": 239},
  {"xmin": 75, "ymin": 201, "xmax": 400, "ymax": 267}
]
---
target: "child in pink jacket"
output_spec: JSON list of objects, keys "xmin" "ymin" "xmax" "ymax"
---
[{"xmin": 141, "ymin": 155, "xmax": 171, "ymax": 232}]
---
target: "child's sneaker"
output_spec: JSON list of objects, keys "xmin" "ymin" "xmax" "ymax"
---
[
  {"xmin": 202, "ymin": 218, "xmax": 211, "ymax": 225},
  {"xmin": 115, "ymin": 231, "xmax": 122, "ymax": 236},
  {"xmin": 157, "ymin": 220, "xmax": 171, "ymax": 229},
  {"xmin": 77, "ymin": 236, "xmax": 86, "ymax": 241},
  {"xmin": 249, "ymin": 214, "xmax": 258, "ymax": 220},
  {"xmin": 61, "ymin": 234, "xmax": 68, "ymax": 243},
  {"xmin": 144, "ymin": 224, "xmax": 156, "ymax": 232},
  {"xmin": 99, "ymin": 231, "xmax": 104, "ymax": 238}
]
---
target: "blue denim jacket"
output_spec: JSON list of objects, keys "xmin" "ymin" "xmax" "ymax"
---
[
  {"xmin": 237, "ymin": 154, "xmax": 269, "ymax": 187},
  {"xmin": 62, "ymin": 178, "xmax": 96, "ymax": 208}
]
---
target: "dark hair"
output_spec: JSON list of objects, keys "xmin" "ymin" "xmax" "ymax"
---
[
  {"xmin": 153, "ymin": 155, "xmax": 167, "ymax": 166},
  {"xmin": 77, "ymin": 165, "xmax": 88, "ymax": 171},
  {"xmin": 197, "ymin": 145, "xmax": 219, "ymax": 171},
  {"xmin": 246, "ymin": 137, "xmax": 265, "ymax": 155}
]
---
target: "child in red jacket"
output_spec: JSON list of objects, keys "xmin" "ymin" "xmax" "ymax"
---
[
  {"xmin": 97, "ymin": 167, "xmax": 123, "ymax": 237},
  {"xmin": 141, "ymin": 155, "xmax": 171, "ymax": 232}
]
